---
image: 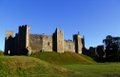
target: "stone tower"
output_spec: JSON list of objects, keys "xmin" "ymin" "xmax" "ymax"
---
[
  {"xmin": 53, "ymin": 28, "xmax": 64, "ymax": 53},
  {"xmin": 82, "ymin": 36, "xmax": 85, "ymax": 48},
  {"xmin": 18, "ymin": 25, "xmax": 30, "ymax": 55},
  {"xmin": 73, "ymin": 33, "xmax": 83, "ymax": 54},
  {"xmin": 14, "ymin": 33, "xmax": 19, "ymax": 53},
  {"xmin": 4, "ymin": 31, "xmax": 14, "ymax": 55},
  {"xmin": 81, "ymin": 36, "xmax": 86, "ymax": 53}
]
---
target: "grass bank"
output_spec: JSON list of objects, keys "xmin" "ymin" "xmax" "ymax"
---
[
  {"xmin": 31, "ymin": 52, "xmax": 96, "ymax": 65},
  {"xmin": 0, "ymin": 52, "xmax": 119, "ymax": 77},
  {"xmin": 0, "ymin": 56, "xmax": 73, "ymax": 77}
]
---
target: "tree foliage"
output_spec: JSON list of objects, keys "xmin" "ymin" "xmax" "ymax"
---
[{"xmin": 103, "ymin": 35, "xmax": 120, "ymax": 61}]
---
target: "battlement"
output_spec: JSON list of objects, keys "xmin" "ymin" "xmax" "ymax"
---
[
  {"xmin": 4, "ymin": 25, "xmax": 84, "ymax": 55},
  {"xmin": 19, "ymin": 25, "xmax": 30, "ymax": 29}
]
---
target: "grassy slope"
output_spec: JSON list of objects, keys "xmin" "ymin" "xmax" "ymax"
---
[
  {"xmin": 31, "ymin": 52, "xmax": 120, "ymax": 77},
  {"xmin": 0, "ymin": 56, "xmax": 74, "ymax": 77},
  {"xmin": 0, "ymin": 52, "xmax": 120, "ymax": 77},
  {"xmin": 31, "ymin": 52, "xmax": 96, "ymax": 65}
]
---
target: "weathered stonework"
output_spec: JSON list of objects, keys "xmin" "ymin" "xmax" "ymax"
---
[
  {"xmin": 30, "ymin": 34, "xmax": 43, "ymax": 53},
  {"xmin": 29, "ymin": 34, "xmax": 53, "ymax": 53},
  {"xmin": 42, "ymin": 35, "xmax": 53, "ymax": 52},
  {"xmin": 64, "ymin": 40, "xmax": 75, "ymax": 52},
  {"xmin": 53, "ymin": 28, "xmax": 64, "ymax": 53},
  {"xmin": 4, "ymin": 25, "xmax": 84, "ymax": 55},
  {"xmin": 73, "ymin": 33, "xmax": 83, "ymax": 54}
]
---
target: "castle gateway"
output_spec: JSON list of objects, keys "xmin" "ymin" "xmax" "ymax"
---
[{"xmin": 4, "ymin": 25, "xmax": 84, "ymax": 55}]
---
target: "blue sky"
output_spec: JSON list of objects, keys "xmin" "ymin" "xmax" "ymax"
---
[{"xmin": 0, "ymin": 0, "xmax": 120, "ymax": 50}]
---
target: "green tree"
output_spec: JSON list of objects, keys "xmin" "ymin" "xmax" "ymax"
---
[{"xmin": 103, "ymin": 35, "xmax": 120, "ymax": 61}]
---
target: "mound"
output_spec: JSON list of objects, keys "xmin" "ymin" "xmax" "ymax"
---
[
  {"xmin": 0, "ymin": 56, "xmax": 73, "ymax": 77},
  {"xmin": 31, "ymin": 52, "xmax": 96, "ymax": 65}
]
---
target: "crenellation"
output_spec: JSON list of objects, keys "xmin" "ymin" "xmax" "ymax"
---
[{"xmin": 4, "ymin": 25, "xmax": 84, "ymax": 55}]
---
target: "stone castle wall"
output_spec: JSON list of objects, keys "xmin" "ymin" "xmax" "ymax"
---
[
  {"xmin": 64, "ymin": 40, "xmax": 75, "ymax": 52},
  {"xmin": 4, "ymin": 25, "xmax": 30, "ymax": 55},
  {"xmin": 30, "ymin": 34, "xmax": 43, "ymax": 53},
  {"xmin": 4, "ymin": 25, "xmax": 84, "ymax": 55},
  {"xmin": 42, "ymin": 35, "xmax": 53, "ymax": 52},
  {"xmin": 30, "ymin": 34, "xmax": 53, "ymax": 53}
]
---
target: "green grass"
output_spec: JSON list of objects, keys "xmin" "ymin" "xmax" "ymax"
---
[
  {"xmin": 31, "ymin": 52, "xmax": 120, "ymax": 77},
  {"xmin": 63, "ymin": 63, "xmax": 120, "ymax": 77},
  {"xmin": 0, "ymin": 51, "xmax": 3, "ymax": 56},
  {"xmin": 0, "ymin": 52, "xmax": 120, "ymax": 77},
  {"xmin": 0, "ymin": 56, "xmax": 73, "ymax": 77},
  {"xmin": 31, "ymin": 52, "xmax": 96, "ymax": 65}
]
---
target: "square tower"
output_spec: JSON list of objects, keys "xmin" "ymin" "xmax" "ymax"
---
[
  {"xmin": 53, "ymin": 28, "xmax": 64, "ymax": 53},
  {"xmin": 18, "ymin": 25, "xmax": 30, "ymax": 55},
  {"xmin": 73, "ymin": 33, "xmax": 83, "ymax": 54}
]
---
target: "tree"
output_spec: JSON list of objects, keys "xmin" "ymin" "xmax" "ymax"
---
[{"xmin": 103, "ymin": 35, "xmax": 120, "ymax": 61}]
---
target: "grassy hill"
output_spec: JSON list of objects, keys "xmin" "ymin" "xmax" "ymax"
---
[
  {"xmin": 0, "ymin": 52, "xmax": 120, "ymax": 77},
  {"xmin": 0, "ymin": 56, "xmax": 74, "ymax": 77},
  {"xmin": 0, "ymin": 52, "xmax": 96, "ymax": 77},
  {"xmin": 31, "ymin": 52, "xmax": 96, "ymax": 65}
]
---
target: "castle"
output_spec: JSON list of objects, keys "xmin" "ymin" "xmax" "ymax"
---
[{"xmin": 4, "ymin": 25, "xmax": 85, "ymax": 55}]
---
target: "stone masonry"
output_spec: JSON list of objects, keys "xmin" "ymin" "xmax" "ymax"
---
[{"xmin": 4, "ymin": 25, "xmax": 84, "ymax": 55}]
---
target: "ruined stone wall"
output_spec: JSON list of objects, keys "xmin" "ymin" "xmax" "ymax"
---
[
  {"xmin": 4, "ymin": 25, "xmax": 30, "ymax": 55},
  {"xmin": 64, "ymin": 40, "xmax": 75, "ymax": 52},
  {"xmin": 4, "ymin": 25, "xmax": 84, "ymax": 55},
  {"xmin": 4, "ymin": 31, "xmax": 14, "ymax": 55},
  {"xmin": 30, "ymin": 34, "xmax": 43, "ymax": 53},
  {"xmin": 30, "ymin": 34, "xmax": 52, "ymax": 53},
  {"xmin": 42, "ymin": 35, "xmax": 52, "ymax": 52}
]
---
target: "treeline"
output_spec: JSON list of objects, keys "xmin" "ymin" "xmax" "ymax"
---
[
  {"xmin": 85, "ymin": 35, "xmax": 120, "ymax": 62},
  {"xmin": 103, "ymin": 35, "xmax": 120, "ymax": 61}
]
